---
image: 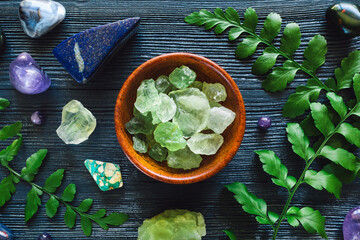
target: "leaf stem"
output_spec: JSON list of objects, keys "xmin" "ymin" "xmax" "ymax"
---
[
  {"xmin": 5, "ymin": 166, "xmax": 94, "ymax": 221},
  {"xmin": 272, "ymin": 103, "xmax": 360, "ymax": 239}
]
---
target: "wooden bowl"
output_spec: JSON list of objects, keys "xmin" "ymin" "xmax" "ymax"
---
[{"xmin": 114, "ymin": 53, "xmax": 246, "ymax": 184}]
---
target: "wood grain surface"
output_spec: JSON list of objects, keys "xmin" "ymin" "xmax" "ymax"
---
[{"xmin": 0, "ymin": 0, "xmax": 359, "ymax": 239}]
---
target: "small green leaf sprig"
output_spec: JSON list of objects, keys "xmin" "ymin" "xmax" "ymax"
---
[
  {"xmin": 186, "ymin": 8, "xmax": 360, "ymax": 240},
  {"xmin": 0, "ymin": 100, "xmax": 128, "ymax": 237},
  {"xmin": 185, "ymin": 8, "xmax": 360, "ymax": 118}
]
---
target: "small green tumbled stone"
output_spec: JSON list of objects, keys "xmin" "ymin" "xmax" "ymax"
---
[
  {"xmin": 169, "ymin": 65, "xmax": 196, "ymax": 89},
  {"xmin": 149, "ymin": 143, "xmax": 167, "ymax": 162},
  {"xmin": 202, "ymin": 82, "xmax": 227, "ymax": 102},
  {"xmin": 187, "ymin": 133, "xmax": 224, "ymax": 155},
  {"xmin": 154, "ymin": 122, "xmax": 187, "ymax": 151},
  {"xmin": 133, "ymin": 134, "xmax": 148, "ymax": 153},
  {"xmin": 84, "ymin": 159, "xmax": 123, "ymax": 191},
  {"xmin": 134, "ymin": 79, "xmax": 161, "ymax": 114},
  {"xmin": 167, "ymin": 146, "xmax": 203, "ymax": 170},
  {"xmin": 169, "ymin": 88, "xmax": 210, "ymax": 137},
  {"xmin": 155, "ymin": 75, "xmax": 172, "ymax": 94}
]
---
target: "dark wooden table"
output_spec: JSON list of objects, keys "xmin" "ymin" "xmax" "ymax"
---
[{"xmin": 0, "ymin": 0, "xmax": 359, "ymax": 239}]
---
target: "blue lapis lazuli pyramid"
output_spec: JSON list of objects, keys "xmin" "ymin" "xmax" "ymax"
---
[{"xmin": 53, "ymin": 17, "xmax": 140, "ymax": 84}]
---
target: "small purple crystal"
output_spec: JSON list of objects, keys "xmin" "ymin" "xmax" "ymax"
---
[
  {"xmin": 258, "ymin": 116, "xmax": 271, "ymax": 130},
  {"xmin": 31, "ymin": 111, "xmax": 45, "ymax": 125},
  {"xmin": 343, "ymin": 206, "xmax": 360, "ymax": 240},
  {"xmin": 9, "ymin": 52, "xmax": 51, "ymax": 94}
]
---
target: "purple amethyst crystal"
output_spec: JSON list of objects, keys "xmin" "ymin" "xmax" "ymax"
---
[
  {"xmin": 343, "ymin": 206, "xmax": 360, "ymax": 240},
  {"xmin": 31, "ymin": 111, "xmax": 45, "ymax": 125},
  {"xmin": 9, "ymin": 52, "xmax": 51, "ymax": 94}
]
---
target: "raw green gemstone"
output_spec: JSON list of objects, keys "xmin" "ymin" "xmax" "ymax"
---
[
  {"xmin": 84, "ymin": 159, "xmax": 123, "ymax": 191},
  {"xmin": 209, "ymin": 101, "xmax": 222, "ymax": 108},
  {"xmin": 202, "ymin": 82, "xmax": 227, "ymax": 102},
  {"xmin": 133, "ymin": 134, "xmax": 148, "ymax": 153},
  {"xmin": 153, "ymin": 93, "xmax": 176, "ymax": 122},
  {"xmin": 187, "ymin": 133, "xmax": 224, "ymax": 155},
  {"xmin": 154, "ymin": 122, "xmax": 186, "ymax": 151},
  {"xmin": 126, "ymin": 111, "xmax": 155, "ymax": 135},
  {"xmin": 167, "ymin": 146, "xmax": 203, "ymax": 170},
  {"xmin": 155, "ymin": 75, "xmax": 172, "ymax": 94},
  {"xmin": 190, "ymin": 80, "xmax": 203, "ymax": 90},
  {"xmin": 138, "ymin": 209, "xmax": 206, "ymax": 240},
  {"xmin": 207, "ymin": 106, "xmax": 236, "ymax": 134},
  {"xmin": 134, "ymin": 79, "xmax": 161, "ymax": 114},
  {"xmin": 169, "ymin": 65, "xmax": 196, "ymax": 89},
  {"xmin": 149, "ymin": 143, "xmax": 167, "ymax": 162},
  {"xmin": 169, "ymin": 88, "xmax": 210, "ymax": 137}
]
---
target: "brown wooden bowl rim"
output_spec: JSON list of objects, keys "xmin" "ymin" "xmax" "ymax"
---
[{"xmin": 114, "ymin": 52, "xmax": 246, "ymax": 184}]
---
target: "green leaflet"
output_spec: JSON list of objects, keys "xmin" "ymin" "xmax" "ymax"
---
[
  {"xmin": 43, "ymin": 169, "xmax": 64, "ymax": 193},
  {"xmin": 21, "ymin": 149, "xmax": 48, "ymax": 182},
  {"xmin": 354, "ymin": 73, "xmax": 360, "ymax": 101},
  {"xmin": 279, "ymin": 23, "xmax": 301, "ymax": 56},
  {"xmin": 242, "ymin": 7, "xmax": 258, "ymax": 32},
  {"xmin": 262, "ymin": 60, "xmax": 299, "ymax": 92},
  {"xmin": 326, "ymin": 92, "xmax": 348, "ymax": 119},
  {"xmin": 61, "ymin": 184, "xmax": 76, "ymax": 202},
  {"xmin": 310, "ymin": 103, "xmax": 335, "ymax": 137},
  {"xmin": 0, "ymin": 122, "xmax": 22, "ymax": 141},
  {"xmin": 252, "ymin": 47, "xmax": 279, "ymax": 75},
  {"xmin": 260, "ymin": 13, "xmax": 282, "ymax": 43},
  {"xmin": 25, "ymin": 187, "xmax": 42, "ymax": 222},
  {"xmin": 323, "ymin": 163, "xmax": 358, "ymax": 184},
  {"xmin": 236, "ymin": 36, "xmax": 261, "ymax": 58},
  {"xmin": 78, "ymin": 198, "xmax": 93, "ymax": 212},
  {"xmin": 226, "ymin": 182, "xmax": 278, "ymax": 225},
  {"xmin": 255, "ymin": 150, "xmax": 296, "ymax": 190},
  {"xmin": 337, "ymin": 123, "xmax": 360, "ymax": 148},
  {"xmin": 224, "ymin": 230, "xmax": 237, "ymax": 240},
  {"xmin": 320, "ymin": 145, "xmax": 357, "ymax": 171},
  {"xmin": 286, "ymin": 123, "xmax": 314, "ymax": 161},
  {"xmin": 302, "ymin": 35, "xmax": 327, "ymax": 73},
  {"xmin": 0, "ymin": 98, "xmax": 10, "ymax": 110},
  {"xmin": 46, "ymin": 196, "xmax": 59, "ymax": 218},
  {"xmin": 103, "ymin": 213, "xmax": 129, "ymax": 225},
  {"xmin": 0, "ymin": 174, "xmax": 18, "ymax": 207},
  {"xmin": 228, "ymin": 28, "xmax": 244, "ymax": 41},
  {"xmin": 303, "ymin": 169, "xmax": 342, "ymax": 199},
  {"xmin": 0, "ymin": 135, "xmax": 23, "ymax": 166},
  {"xmin": 286, "ymin": 207, "xmax": 327, "ymax": 239},
  {"xmin": 81, "ymin": 215, "xmax": 92, "ymax": 236},
  {"xmin": 64, "ymin": 206, "xmax": 77, "ymax": 228},
  {"xmin": 93, "ymin": 209, "xmax": 107, "ymax": 218},
  {"xmin": 335, "ymin": 50, "xmax": 360, "ymax": 91}
]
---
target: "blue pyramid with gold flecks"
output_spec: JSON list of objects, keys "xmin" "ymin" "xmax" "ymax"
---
[
  {"xmin": 53, "ymin": 17, "xmax": 140, "ymax": 84},
  {"xmin": 84, "ymin": 159, "xmax": 123, "ymax": 191}
]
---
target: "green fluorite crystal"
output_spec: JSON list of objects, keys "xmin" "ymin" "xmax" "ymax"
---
[
  {"xmin": 190, "ymin": 80, "xmax": 203, "ymax": 90},
  {"xmin": 207, "ymin": 106, "xmax": 236, "ymax": 134},
  {"xmin": 134, "ymin": 79, "xmax": 161, "ymax": 114},
  {"xmin": 133, "ymin": 134, "xmax": 148, "ymax": 153},
  {"xmin": 187, "ymin": 133, "xmax": 224, "ymax": 155},
  {"xmin": 149, "ymin": 143, "xmax": 167, "ymax": 162},
  {"xmin": 126, "ymin": 111, "xmax": 155, "ymax": 135},
  {"xmin": 169, "ymin": 65, "xmax": 196, "ymax": 89},
  {"xmin": 56, "ymin": 100, "xmax": 97, "ymax": 144},
  {"xmin": 84, "ymin": 159, "xmax": 123, "ymax": 191},
  {"xmin": 154, "ymin": 122, "xmax": 186, "ymax": 151},
  {"xmin": 153, "ymin": 93, "xmax": 176, "ymax": 122},
  {"xmin": 138, "ymin": 209, "xmax": 206, "ymax": 240},
  {"xmin": 202, "ymin": 82, "xmax": 227, "ymax": 102},
  {"xmin": 167, "ymin": 146, "xmax": 203, "ymax": 170},
  {"xmin": 155, "ymin": 75, "xmax": 172, "ymax": 94},
  {"xmin": 169, "ymin": 88, "xmax": 210, "ymax": 137}
]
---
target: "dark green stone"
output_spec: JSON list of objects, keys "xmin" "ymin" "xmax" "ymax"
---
[
  {"xmin": 326, "ymin": 3, "xmax": 360, "ymax": 36},
  {"xmin": 0, "ymin": 27, "xmax": 6, "ymax": 52}
]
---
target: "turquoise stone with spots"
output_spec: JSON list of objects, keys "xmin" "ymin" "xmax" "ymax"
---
[{"xmin": 84, "ymin": 159, "xmax": 123, "ymax": 191}]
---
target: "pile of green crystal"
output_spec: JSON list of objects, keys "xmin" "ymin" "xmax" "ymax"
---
[
  {"xmin": 137, "ymin": 209, "xmax": 206, "ymax": 240},
  {"xmin": 126, "ymin": 65, "xmax": 236, "ymax": 170}
]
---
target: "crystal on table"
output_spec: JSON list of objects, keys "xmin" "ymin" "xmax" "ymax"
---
[
  {"xmin": 84, "ymin": 159, "xmax": 123, "ymax": 191},
  {"xmin": 187, "ymin": 133, "xmax": 224, "ymax": 155},
  {"xmin": 56, "ymin": 100, "xmax": 96, "ymax": 144}
]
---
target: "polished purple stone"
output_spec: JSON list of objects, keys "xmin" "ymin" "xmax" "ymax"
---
[
  {"xmin": 343, "ymin": 206, "xmax": 360, "ymax": 240},
  {"xmin": 31, "ymin": 111, "xmax": 45, "ymax": 125},
  {"xmin": 9, "ymin": 52, "xmax": 51, "ymax": 94},
  {"xmin": 258, "ymin": 116, "xmax": 271, "ymax": 130}
]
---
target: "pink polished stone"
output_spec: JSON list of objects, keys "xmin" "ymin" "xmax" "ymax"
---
[
  {"xmin": 9, "ymin": 52, "xmax": 51, "ymax": 94},
  {"xmin": 343, "ymin": 206, "xmax": 360, "ymax": 240}
]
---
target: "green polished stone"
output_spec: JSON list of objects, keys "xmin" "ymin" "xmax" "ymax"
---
[
  {"xmin": 0, "ymin": 27, "xmax": 5, "ymax": 53},
  {"xmin": 84, "ymin": 159, "xmax": 123, "ymax": 191}
]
